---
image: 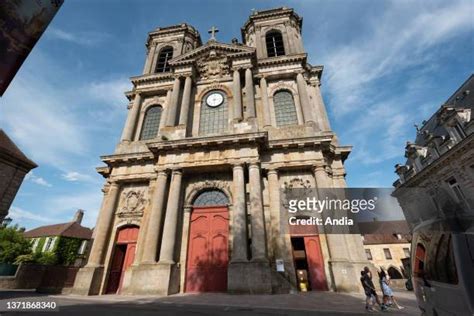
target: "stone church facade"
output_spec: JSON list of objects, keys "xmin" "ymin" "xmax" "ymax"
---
[{"xmin": 73, "ymin": 7, "xmax": 369, "ymax": 296}]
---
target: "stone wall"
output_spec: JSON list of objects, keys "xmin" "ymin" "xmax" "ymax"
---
[{"xmin": 0, "ymin": 264, "xmax": 79, "ymax": 294}]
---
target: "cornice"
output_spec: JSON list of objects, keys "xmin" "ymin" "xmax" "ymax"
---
[
  {"xmin": 394, "ymin": 133, "xmax": 474, "ymax": 190},
  {"xmin": 257, "ymin": 53, "xmax": 307, "ymax": 67},
  {"xmin": 101, "ymin": 151, "xmax": 155, "ymax": 166},
  {"xmin": 146, "ymin": 23, "xmax": 202, "ymax": 47},
  {"xmin": 130, "ymin": 73, "xmax": 174, "ymax": 86},
  {"xmin": 147, "ymin": 132, "xmax": 267, "ymax": 153},
  {"xmin": 169, "ymin": 42, "xmax": 255, "ymax": 66},
  {"xmin": 242, "ymin": 7, "xmax": 302, "ymax": 33}
]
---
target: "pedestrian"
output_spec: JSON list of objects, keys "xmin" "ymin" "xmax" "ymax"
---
[
  {"xmin": 379, "ymin": 268, "xmax": 404, "ymax": 310},
  {"xmin": 360, "ymin": 267, "xmax": 387, "ymax": 312}
]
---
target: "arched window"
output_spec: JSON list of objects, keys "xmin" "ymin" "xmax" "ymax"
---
[
  {"xmin": 273, "ymin": 90, "xmax": 298, "ymax": 127},
  {"xmin": 265, "ymin": 30, "xmax": 285, "ymax": 57},
  {"xmin": 140, "ymin": 105, "xmax": 162, "ymax": 140},
  {"xmin": 155, "ymin": 46, "xmax": 173, "ymax": 73},
  {"xmin": 199, "ymin": 90, "xmax": 228, "ymax": 135},
  {"xmin": 193, "ymin": 189, "xmax": 229, "ymax": 206}
]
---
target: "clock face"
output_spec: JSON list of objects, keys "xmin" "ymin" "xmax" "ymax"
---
[{"xmin": 206, "ymin": 92, "xmax": 224, "ymax": 107}]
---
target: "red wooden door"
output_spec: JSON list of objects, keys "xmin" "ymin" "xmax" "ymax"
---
[
  {"xmin": 304, "ymin": 236, "xmax": 328, "ymax": 291},
  {"xmin": 185, "ymin": 206, "xmax": 229, "ymax": 292},
  {"xmin": 106, "ymin": 226, "xmax": 139, "ymax": 294},
  {"xmin": 106, "ymin": 245, "xmax": 126, "ymax": 294}
]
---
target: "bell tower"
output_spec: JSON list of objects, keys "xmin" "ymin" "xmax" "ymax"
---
[
  {"xmin": 142, "ymin": 24, "xmax": 202, "ymax": 74},
  {"xmin": 241, "ymin": 7, "xmax": 304, "ymax": 59}
]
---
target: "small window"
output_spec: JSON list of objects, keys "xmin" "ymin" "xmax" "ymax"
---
[
  {"xmin": 265, "ymin": 30, "xmax": 285, "ymax": 57},
  {"xmin": 403, "ymin": 247, "xmax": 410, "ymax": 258},
  {"xmin": 365, "ymin": 249, "xmax": 373, "ymax": 260},
  {"xmin": 43, "ymin": 237, "xmax": 56, "ymax": 252},
  {"xmin": 383, "ymin": 248, "xmax": 392, "ymax": 260},
  {"xmin": 31, "ymin": 238, "xmax": 39, "ymax": 252},
  {"xmin": 273, "ymin": 90, "xmax": 298, "ymax": 127},
  {"xmin": 140, "ymin": 105, "xmax": 163, "ymax": 140},
  {"xmin": 155, "ymin": 46, "xmax": 173, "ymax": 73},
  {"xmin": 447, "ymin": 177, "xmax": 467, "ymax": 204},
  {"xmin": 78, "ymin": 240, "xmax": 88, "ymax": 255}
]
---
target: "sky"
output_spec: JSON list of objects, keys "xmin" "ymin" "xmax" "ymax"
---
[{"xmin": 1, "ymin": 0, "xmax": 473, "ymax": 230}]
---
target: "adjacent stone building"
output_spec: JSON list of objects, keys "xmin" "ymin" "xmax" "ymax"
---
[
  {"xmin": 393, "ymin": 74, "xmax": 474, "ymax": 227},
  {"xmin": 73, "ymin": 7, "xmax": 370, "ymax": 296},
  {"xmin": 360, "ymin": 220, "xmax": 411, "ymax": 279},
  {"xmin": 0, "ymin": 129, "xmax": 37, "ymax": 223}
]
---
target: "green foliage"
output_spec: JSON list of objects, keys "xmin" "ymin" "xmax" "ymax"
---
[
  {"xmin": 36, "ymin": 252, "xmax": 57, "ymax": 265},
  {"xmin": 14, "ymin": 254, "xmax": 36, "ymax": 264},
  {"xmin": 56, "ymin": 237, "xmax": 82, "ymax": 266},
  {"xmin": 0, "ymin": 225, "xmax": 31, "ymax": 264}
]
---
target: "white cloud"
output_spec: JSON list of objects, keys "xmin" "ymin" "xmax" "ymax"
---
[
  {"xmin": 47, "ymin": 28, "xmax": 111, "ymax": 46},
  {"xmin": 25, "ymin": 172, "xmax": 52, "ymax": 187},
  {"xmin": 322, "ymin": 0, "xmax": 474, "ymax": 116},
  {"xmin": 86, "ymin": 78, "xmax": 131, "ymax": 109},
  {"xmin": 0, "ymin": 64, "xmax": 88, "ymax": 168},
  {"xmin": 8, "ymin": 206, "xmax": 50, "ymax": 223},
  {"xmin": 48, "ymin": 191, "xmax": 103, "ymax": 228},
  {"xmin": 61, "ymin": 171, "xmax": 94, "ymax": 182}
]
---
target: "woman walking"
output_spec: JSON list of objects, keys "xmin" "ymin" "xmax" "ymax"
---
[{"xmin": 379, "ymin": 268, "xmax": 404, "ymax": 310}]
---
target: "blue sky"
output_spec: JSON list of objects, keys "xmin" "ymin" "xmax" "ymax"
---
[{"xmin": 1, "ymin": 0, "xmax": 473, "ymax": 230}]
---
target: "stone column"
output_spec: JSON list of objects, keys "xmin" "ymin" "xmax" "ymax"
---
[
  {"xmin": 312, "ymin": 80, "xmax": 331, "ymax": 131},
  {"xmin": 314, "ymin": 164, "xmax": 331, "ymax": 189},
  {"xmin": 232, "ymin": 69, "xmax": 243, "ymax": 121},
  {"xmin": 259, "ymin": 77, "xmax": 271, "ymax": 127},
  {"xmin": 245, "ymin": 68, "xmax": 256, "ymax": 119},
  {"xmin": 158, "ymin": 169, "xmax": 183, "ymax": 264},
  {"xmin": 248, "ymin": 163, "xmax": 267, "ymax": 261},
  {"xmin": 296, "ymin": 72, "xmax": 315, "ymax": 124},
  {"xmin": 165, "ymin": 77, "xmax": 181, "ymax": 127},
  {"xmin": 87, "ymin": 182, "xmax": 120, "ymax": 266},
  {"xmin": 143, "ymin": 43, "xmax": 157, "ymax": 74},
  {"xmin": 178, "ymin": 75, "xmax": 193, "ymax": 126},
  {"xmin": 121, "ymin": 94, "xmax": 142, "ymax": 142},
  {"xmin": 267, "ymin": 169, "xmax": 281, "ymax": 256},
  {"xmin": 231, "ymin": 164, "xmax": 247, "ymax": 262},
  {"xmin": 141, "ymin": 171, "xmax": 168, "ymax": 264}
]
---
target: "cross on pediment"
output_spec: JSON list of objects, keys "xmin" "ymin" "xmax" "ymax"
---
[{"xmin": 208, "ymin": 26, "xmax": 219, "ymax": 41}]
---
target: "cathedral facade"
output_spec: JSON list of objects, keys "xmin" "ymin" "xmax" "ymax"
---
[{"xmin": 73, "ymin": 7, "xmax": 369, "ymax": 296}]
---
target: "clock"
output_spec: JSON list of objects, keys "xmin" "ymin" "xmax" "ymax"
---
[{"xmin": 206, "ymin": 92, "xmax": 224, "ymax": 107}]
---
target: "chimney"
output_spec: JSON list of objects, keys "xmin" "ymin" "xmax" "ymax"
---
[{"xmin": 73, "ymin": 209, "xmax": 84, "ymax": 225}]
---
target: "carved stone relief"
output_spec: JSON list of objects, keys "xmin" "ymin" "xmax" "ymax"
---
[
  {"xmin": 196, "ymin": 50, "xmax": 230, "ymax": 80},
  {"xmin": 116, "ymin": 184, "xmax": 149, "ymax": 218}
]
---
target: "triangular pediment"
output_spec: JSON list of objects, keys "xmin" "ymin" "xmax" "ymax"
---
[{"xmin": 169, "ymin": 41, "xmax": 255, "ymax": 66}]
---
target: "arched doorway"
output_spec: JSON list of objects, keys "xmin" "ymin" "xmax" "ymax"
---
[
  {"xmin": 289, "ymin": 216, "xmax": 328, "ymax": 291},
  {"xmin": 185, "ymin": 189, "xmax": 229, "ymax": 292},
  {"xmin": 106, "ymin": 225, "xmax": 139, "ymax": 294}
]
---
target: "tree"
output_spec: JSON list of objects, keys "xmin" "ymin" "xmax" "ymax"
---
[{"xmin": 0, "ymin": 224, "xmax": 32, "ymax": 264}]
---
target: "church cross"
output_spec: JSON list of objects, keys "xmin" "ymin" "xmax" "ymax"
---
[{"xmin": 208, "ymin": 26, "xmax": 219, "ymax": 41}]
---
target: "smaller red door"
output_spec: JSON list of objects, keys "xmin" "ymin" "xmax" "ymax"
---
[
  {"xmin": 106, "ymin": 226, "xmax": 139, "ymax": 294},
  {"xmin": 304, "ymin": 236, "xmax": 328, "ymax": 291},
  {"xmin": 106, "ymin": 245, "xmax": 126, "ymax": 294}
]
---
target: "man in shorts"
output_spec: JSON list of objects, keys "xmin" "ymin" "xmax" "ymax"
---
[{"xmin": 360, "ymin": 266, "xmax": 387, "ymax": 312}]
